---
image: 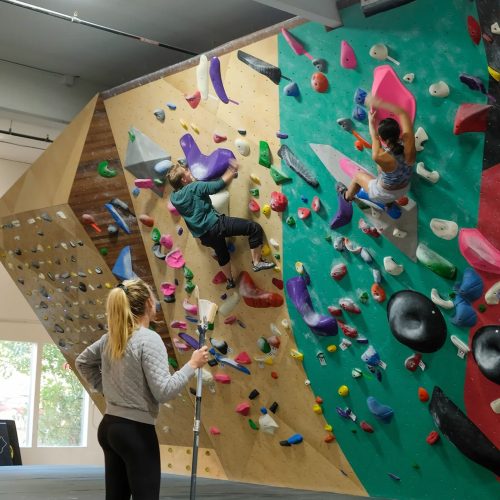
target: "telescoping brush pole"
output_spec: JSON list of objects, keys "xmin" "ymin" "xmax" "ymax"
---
[{"xmin": 190, "ymin": 292, "xmax": 217, "ymax": 500}]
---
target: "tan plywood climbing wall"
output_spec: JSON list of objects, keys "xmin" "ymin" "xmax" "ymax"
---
[{"xmin": 103, "ymin": 36, "xmax": 367, "ymax": 494}]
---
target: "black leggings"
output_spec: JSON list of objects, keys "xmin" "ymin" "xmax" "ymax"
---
[
  {"xmin": 98, "ymin": 414, "xmax": 160, "ymax": 500},
  {"xmin": 199, "ymin": 215, "xmax": 263, "ymax": 266}
]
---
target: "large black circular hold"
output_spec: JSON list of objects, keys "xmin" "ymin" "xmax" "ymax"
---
[
  {"xmin": 387, "ymin": 290, "xmax": 447, "ymax": 353},
  {"xmin": 472, "ymin": 325, "xmax": 500, "ymax": 385}
]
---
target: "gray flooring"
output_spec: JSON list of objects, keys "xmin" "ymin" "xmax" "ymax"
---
[{"xmin": 0, "ymin": 465, "xmax": 368, "ymax": 499}]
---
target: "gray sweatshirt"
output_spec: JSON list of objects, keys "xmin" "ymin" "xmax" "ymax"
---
[{"xmin": 76, "ymin": 326, "xmax": 195, "ymax": 425}]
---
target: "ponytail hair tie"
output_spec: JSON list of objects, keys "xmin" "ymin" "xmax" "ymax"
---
[{"xmin": 116, "ymin": 283, "xmax": 128, "ymax": 293}]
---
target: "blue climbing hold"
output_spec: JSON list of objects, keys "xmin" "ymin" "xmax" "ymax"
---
[
  {"xmin": 454, "ymin": 267, "xmax": 483, "ymax": 303},
  {"xmin": 367, "ymin": 396, "xmax": 394, "ymax": 423},
  {"xmin": 112, "ymin": 246, "xmax": 137, "ymax": 281},
  {"xmin": 283, "ymin": 81, "xmax": 300, "ymax": 97},
  {"xmin": 132, "ymin": 187, "xmax": 140, "ymax": 197},
  {"xmin": 286, "ymin": 433, "xmax": 303, "ymax": 445},
  {"xmin": 452, "ymin": 296, "xmax": 477, "ymax": 327},
  {"xmin": 166, "ymin": 103, "xmax": 177, "ymax": 110},
  {"xmin": 352, "ymin": 105, "xmax": 367, "ymax": 122},
  {"xmin": 354, "ymin": 87, "xmax": 368, "ymax": 106}
]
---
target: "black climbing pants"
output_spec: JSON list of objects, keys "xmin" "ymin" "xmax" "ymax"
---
[
  {"xmin": 98, "ymin": 414, "xmax": 160, "ymax": 500},
  {"xmin": 199, "ymin": 214, "xmax": 263, "ymax": 266}
]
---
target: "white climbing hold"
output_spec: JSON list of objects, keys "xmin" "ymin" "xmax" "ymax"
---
[
  {"xmin": 416, "ymin": 162, "xmax": 440, "ymax": 183},
  {"xmin": 196, "ymin": 54, "xmax": 209, "ymax": 100},
  {"xmin": 430, "ymin": 218, "xmax": 458, "ymax": 240},
  {"xmin": 429, "ymin": 81, "xmax": 450, "ymax": 98},
  {"xmin": 491, "ymin": 22, "xmax": 500, "ymax": 35},
  {"xmin": 414, "ymin": 127, "xmax": 429, "ymax": 152},
  {"xmin": 491, "ymin": 398, "xmax": 500, "ymax": 414},
  {"xmin": 403, "ymin": 73, "xmax": 415, "ymax": 83},
  {"xmin": 373, "ymin": 268, "xmax": 382, "ymax": 283},
  {"xmin": 269, "ymin": 238, "xmax": 280, "ymax": 249},
  {"xmin": 218, "ymin": 292, "xmax": 240, "ymax": 316},
  {"xmin": 344, "ymin": 238, "xmax": 362, "ymax": 254},
  {"xmin": 485, "ymin": 281, "xmax": 500, "ymax": 305},
  {"xmin": 450, "ymin": 335, "xmax": 469, "ymax": 358},
  {"xmin": 431, "ymin": 288, "xmax": 454, "ymax": 309},
  {"xmin": 235, "ymin": 138, "xmax": 250, "ymax": 156},
  {"xmin": 360, "ymin": 248, "xmax": 373, "ymax": 263},
  {"xmin": 383, "ymin": 256, "xmax": 404, "ymax": 276},
  {"xmin": 392, "ymin": 228, "xmax": 407, "ymax": 238}
]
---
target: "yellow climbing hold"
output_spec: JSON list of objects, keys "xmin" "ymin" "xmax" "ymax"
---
[
  {"xmin": 105, "ymin": 282, "xmax": 113, "ymax": 289},
  {"xmin": 262, "ymin": 204, "xmax": 271, "ymax": 216},
  {"xmin": 250, "ymin": 173, "xmax": 261, "ymax": 184},
  {"xmin": 180, "ymin": 119, "xmax": 188, "ymax": 130},
  {"xmin": 313, "ymin": 404, "xmax": 323, "ymax": 415},
  {"xmin": 488, "ymin": 66, "xmax": 500, "ymax": 82},
  {"xmin": 261, "ymin": 244, "xmax": 271, "ymax": 257},
  {"xmin": 273, "ymin": 265, "xmax": 281, "ymax": 273},
  {"xmin": 338, "ymin": 385, "xmax": 349, "ymax": 397},
  {"xmin": 290, "ymin": 349, "xmax": 304, "ymax": 361},
  {"xmin": 327, "ymin": 344, "xmax": 337, "ymax": 353},
  {"xmin": 295, "ymin": 261, "xmax": 305, "ymax": 274},
  {"xmin": 190, "ymin": 123, "xmax": 200, "ymax": 134},
  {"xmin": 324, "ymin": 424, "xmax": 333, "ymax": 432}
]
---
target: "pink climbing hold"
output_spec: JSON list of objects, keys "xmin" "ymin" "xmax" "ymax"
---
[
  {"xmin": 160, "ymin": 234, "xmax": 173, "ymax": 249},
  {"xmin": 330, "ymin": 263, "xmax": 347, "ymax": 281},
  {"xmin": 453, "ymin": 103, "xmax": 492, "ymax": 134},
  {"xmin": 214, "ymin": 373, "xmax": 231, "ymax": 384},
  {"xmin": 249, "ymin": 199, "xmax": 260, "ymax": 213},
  {"xmin": 212, "ymin": 270, "xmax": 227, "ymax": 284},
  {"xmin": 134, "ymin": 178, "xmax": 155, "ymax": 189},
  {"xmin": 139, "ymin": 214, "xmax": 155, "ymax": 227},
  {"xmin": 236, "ymin": 402, "xmax": 251, "ymax": 416},
  {"xmin": 224, "ymin": 315, "xmax": 237, "ymax": 325},
  {"xmin": 239, "ymin": 271, "xmax": 284, "ymax": 308},
  {"xmin": 160, "ymin": 282, "xmax": 176, "ymax": 296},
  {"xmin": 359, "ymin": 218, "xmax": 380, "ymax": 237},
  {"xmin": 459, "ymin": 228, "xmax": 500, "ymax": 274},
  {"xmin": 183, "ymin": 299, "xmax": 198, "ymax": 315},
  {"xmin": 311, "ymin": 72, "xmax": 329, "ymax": 93},
  {"xmin": 170, "ymin": 320, "xmax": 187, "ymax": 329},
  {"xmin": 270, "ymin": 191, "xmax": 288, "ymax": 212},
  {"xmin": 173, "ymin": 338, "xmax": 190, "ymax": 352},
  {"xmin": 340, "ymin": 40, "xmax": 357, "ymax": 69},
  {"xmin": 209, "ymin": 426, "xmax": 221, "ymax": 435},
  {"xmin": 167, "ymin": 200, "xmax": 180, "ymax": 216},
  {"xmin": 185, "ymin": 90, "xmax": 201, "ymax": 109},
  {"xmin": 297, "ymin": 207, "xmax": 311, "ymax": 220},
  {"xmin": 234, "ymin": 352, "xmax": 252, "ymax": 364},
  {"xmin": 311, "ymin": 196, "xmax": 321, "ymax": 212},
  {"xmin": 213, "ymin": 133, "xmax": 227, "ymax": 143},
  {"xmin": 272, "ymin": 278, "xmax": 284, "ymax": 290},
  {"xmin": 166, "ymin": 249, "xmax": 185, "ymax": 269},
  {"xmin": 360, "ymin": 421, "xmax": 374, "ymax": 433}
]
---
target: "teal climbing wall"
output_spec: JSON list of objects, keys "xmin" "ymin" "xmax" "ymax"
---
[{"xmin": 279, "ymin": 0, "xmax": 499, "ymax": 498}]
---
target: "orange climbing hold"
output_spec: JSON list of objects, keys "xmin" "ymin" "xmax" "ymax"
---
[
  {"xmin": 239, "ymin": 271, "xmax": 284, "ymax": 308},
  {"xmin": 324, "ymin": 433, "xmax": 335, "ymax": 443},
  {"xmin": 371, "ymin": 283, "xmax": 386, "ymax": 303},
  {"xmin": 418, "ymin": 387, "xmax": 430, "ymax": 402},
  {"xmin": 139, "ymin": 214, "xmax": 155, "ymax": 227}
]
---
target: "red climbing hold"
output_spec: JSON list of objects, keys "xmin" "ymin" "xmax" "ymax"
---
[
  {"xmin": 360, "ymin": 421, "xmax": 374, "ymax": 433},
  {"xmin": 213, "ymin": 133, "xmax": 227, "ymax": 143},
  {"xmin": 234, "ymin": 351, "xmax": 252, "ymax": 364},
  {"xmin": 426, "ymin": 430, "xmax": 440, "ymax": 445},
  {"xmin": 311, "ymin": 196, "xmax": 321, "ymax": 212},
  {"xmin": 239, "ymin": 271, "xmax": 284, "ymax": 308},
  {"xmin": 272, "ymin": 278, "xmax": 284, "ymax": 290},
  {"xmin": 214, "ymin": 373, "xmax": 231, "ymax": 384},
  {"xmin": 270, "ymin": 191, "xmax": 288, "ymax": 212},
  {"xmin": 418, "ymin": 387, "xmax": 430, "ymax": 402},
  {"xmin": 224, "ymin": 315, "xmax": 237, "ymax": 325},
  {"xmin": 235, "ymin": 402, "xmax": 251, "ymax": 416},
  {"xmin": 212, "ymin": 271, "xmax": 227, "ymax": 284},
  {"xmin": 454, "ymin": 103, "xmax": 492, "ymax": 134},
  {"xmin": 311, "ymin": 72, "xmax": 329, "ymax": 93},
  {"xmin": 185, "ymin": 90, "xmax": 201, "ymax": 109},
  {"xmin": 298, "ymin": 207, "xmax": 311, "ymax": 220},
  {"xmin": 249, "ymin": 199, "xmax": 260, "ymax": 213},
  {"xmin": 328, "ymin": 305, "xmax": 343, "ymax": 317},
  {"xmin": 209, "ymin": 426, "xmax": 221, "ymax": 435},
  {"xmin": 338, "ymin": 321, "xmax": 358, "ymax": 338},
  {"xmin": 467, "ymin": 15, "xmax": 481, "ymax": 45},
  {"xmin": 271, "ymin": 371, "xmax": 279, "ymax": 379}
]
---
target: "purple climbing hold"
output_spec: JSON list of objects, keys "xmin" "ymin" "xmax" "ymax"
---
[
  {"xmin": 178, "ymin": 332, "xmax": 200, "ymax": 349},
  {"xmin": 276, "ymin": 132, "xmax": 289, "ymax": 139},
  {"xmin": 209, "ymin": 57, "xmax": 239, "ymax": 105},
  {"xmin": 330, "ymin": 183, "xmax": 353, "ymax": 229},
  {"xmin": 286, "ymin": 276, "xmax": 338, "ymax": 336},
  {"xmin": 180, "ymin": 134, "xmax": 235, "ymax": 181}
]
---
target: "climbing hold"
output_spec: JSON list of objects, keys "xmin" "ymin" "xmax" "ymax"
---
[
  {"xmin": 467, "ymin": 15, "xmax": 481, "ymax": 45},
  {"xmin": 283, "ymin": 81, "xmax": 300, "ymax": 97},
  {"xmin": 209, "ymin": 426, "xmax": 221, "ymax": 436},
  {"xmin": 367, "ymin": 396, "xmax": 394, "ymax": 422},
  {"xmin": 360, "ymin": 421, "xmax": 374, "ymax": 433},
  {"xmin": 272, "ymin": 278, "xmax": 283, "ymax": 290},
  {"xmin": 429, "ymin": 81, "xmax": 450, "ymax": 97},
  {"xmin": 190, "ymin": 123, "xmax": 200, "ymax": 134},
  {"xmin": 235, "ymin": 138, "xmax": 250, "ymax": 157},
  {"xmin": 257, "ymin": 141, "xmax": 272, "ymax": 168},
  {"xmin": 179, "ymin": 119, "xmax": 188, "ymax": 130},
  {"xmin": 185, "ymin": 90, "xmax": 201, "ymax": 109},
  {"xmin": 295, "ymin": 261, "xmax": 305, "ymax": 274},
  {"xmin": 369, "ymin": 43, "xmax": 399, "ymax": 65},
  {"xmin": 249, "ymin": 199, "xmax": 260, "ymax": 213},
  {"xmin": 339, "ymin": 298, "xmax": 361, "ymax": 314},
  {"xmin": 183, "ymin": 299, "xmax": 198, "ymax": 316},
  {"xmin": 371, "ymin": 284, "xmax": 386, "ymax": 303},
  {"xmin": 416, "ymin": 162, "xmax": 440, "ymax": 183},
  {"xmin": 174, "ymin": 338, "xmax": 190, "ymax": 351},
  {"xmin": 311, "ymin": 196, "xmax": 321, "ymax": 213},
  {"xmin": 185, "ymin": 281, "xmax": 195, "ymax": 294},
  {"xmin": 151, "ymin": 228, "xmax": 161, "ymax": 243},
  {"xmin": 338, "ymin": 321, "xmax": 358, "ymax": 339},
  {"xmin": 330, "ymin": 184, "xmax": 353, "ymax": 229},
  {"xmin": 210, "ymin": 56, "xmax": 238, "ymax": 104},
  {"xmin": 454, "ymin": 103, "xmax": 492, "ymax": 134},
  {"xmin": 491, "ymin": 399, "xmax": 500, "ymax": 414},
  {"xmin": 279, "ymin": 434, "xmax": 303, "ymax": 446},
  {"xmin": 426, "ymin": 430, "xmax": 440, "ymax": 445},
  {"xmin": 344, "ymin": 238, "xmax": 361, "ymax": 254},
  {"xmin": 485, "ymin": 282, "xmax": 500, "ymax": 305},
  {"xmin": 360, "ymin": 248, "xmax": 373, "ymax": 263},
  {"xmin": 472, "ymin": 325, "xmax": 500, "ymax": 384},
  {"xmin": 414, "ymin": 126, "xmax": 429, "ymax": 151},
  {"xmin": 418, "ymin": 387, "xmax": 430, "ymax": 402},
  {"xmin": 358, "ymin": 218, "xmax": 380, "ymax": 237},
  {"xmin": 81, "ymin": 214, "xmax": 102, "ymax": 233},
  {"xmin": 159, "ymin": 234, "xmax": 173, "ymax": 250},
  {"xmin": 214, "ymin": 373, "xmax": 231, "ymax": 384},
  {"xmin": 373, "ymin": 269, "xmax": 382, "ymax": 284},
  {"xmin": 297, "ymin": 208, "xmax": 311, "ymax": 220},
  {"xmin": 104, "ymin": 203, "xmax": 131, "ymax": 234},
  {"xmin": 212, "ymin": 271, "xmax": 227, "ymax": 285},
  {"xmin": 416, "ymin": 243, "xmax": 457, "ymax": 279},
  {"xmin": 352, "ymin": 105, "xmax": 367, "ymax": 122},
  {"xmin": 387, "ymin": 290, "xmax": 447, "ymax": 353},
  {"xmin": 311, "ymin": 72, "xmax": 329, "ymax": 92},
  {"xmin": 153, "ymin": 108, "xmax": 165, "ymax": 122},
  {"xmin": 261, "ymin": 204, "xmax": 271, "ymax": 217},
  {"xmin": 459, "ymin": 228, "xmax": 500, "ymax": 275},
  {"xmin": 492, "ymin": 21, "xmax": 500, "ymax": 34},
  {"xmin": 271, "ymin": 371, "xmax": 278, "ymax": 379},
  {"xmin": 213, "ymin": 133, "xmax": 227, "ymax": 143},
  {"xmin": 166, "ymin": 249, "xmax": 185, "ymax": 269},
  {"xmin": 392, "ymin": 228, "xmax": 407, "ymax": 239},
  {"xmin": 430, "ymin": 218, "xmax": 458, "ymax": 240},
  {"xmin": 403, "ymin": 73, "xmax": 415, "ymax": 83},
  {"xmin": 340, "ymin": 40, "xmax": 357, "ymax": 69},
  {"xmin": 234, "ymin": 352, "xmax": 252, "ymax": 365},
  {"xmin": 430, "ymin": 289, "xmax": 454, "ymax": 309},
  {"xmin": 338, "ymin": 385, "xmax": 349, "ymax": 397},
  {"xmin": 97, "ymin": 160, "xmax": 117, "ymax": 178},
  {"xmin": 250, "ymin": 174, "xmax": 261, "ymax": 185},
  {"xmin": 270, "ymin": 191, "xmax": 288, "ymax": 212},
  {"xmin": 235, "ymin": 402, "xmax": 251, "ymax": 416},
  {"xmin": 269, "ymin": 165, "xmax": 292, "ymax": 184},
  {"xmin": 249, "ymin": 188, "xmax": 259, "ymax": 198},
  {"xmin": 135, "ymin": 178, "xmax": 155, "ymax": 189},
  {"xmin": 330, "ymin": 263, "xmax": 347, "ymax": 281},
  {"xmin": 277, "ymin": 145, "xmax": 319, "ymax": 187},
  {"xmin": 160, "ymin": 282, "xmax": 176, "ymax": 297},
  {"xmin": 237, "ymin": 50, "xmax": 284, "ymax": 85},
  {"xmin": 388, "ymin": 473, "xmax": 401, "ymax": 482},
  {"xmin": 313, "ymin": 403, "xmax": 323, "ymax": 415},
  {"xmin": 489, "ymin": 65, "xmax": 500, "ymax": 82},
  {"xmin": 383, "ymin": 256, "xmax": 404, "ymax": 276},
  {"xmin": 259, "ymin": 408, "xmax": 279, "ymax": 434},
  {"xmin": 454, "ymin": 267, "xmax": 483, "ymax": 303},
  {"xmin": 276, "ymin": 131, "xmax": 289, "ymax": 139},
  {"xmin": 286, "ymin": 216, "xmax": 295, "ymax": 226},
  {"xmin": 239, "ymin": 271, "xmax": 283, "ymax": 308},
  {"xmin": 257, "ymin": 337, "xmax": 271, "ymax": 354},
  {"xmin": 352, "ymin": 368, "xmax": 362, "ymax": 378}
]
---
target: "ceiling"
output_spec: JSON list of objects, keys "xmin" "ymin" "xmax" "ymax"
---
[{"xmin": 0, "ymin": 0, "xmax": 294, "ymax": 88}]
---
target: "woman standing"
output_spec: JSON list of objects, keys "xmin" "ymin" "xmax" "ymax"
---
[{"xmin": 76, "ymin": 279, "xmax": 208, "ymax": 500}]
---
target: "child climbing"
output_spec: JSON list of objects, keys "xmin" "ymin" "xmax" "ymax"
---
[
  {"xmin": 167, "ymin": 159, "xmax": 275, "ymax": 289},
  {"xmin": 342, "ymin": 94, "xmax": 416, "ymax": 206}
]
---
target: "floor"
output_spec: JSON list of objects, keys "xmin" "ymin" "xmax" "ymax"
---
[{"xmin": 0, "ymin": 465, "xmax": 370, "ymax": 499}]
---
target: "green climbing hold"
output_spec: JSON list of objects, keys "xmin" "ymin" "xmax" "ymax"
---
[
  {"xmin": 259, "ymin": 140, "xmax": 272, "ymax": 168},
  {"xmin": 325, "ymin": 234, "xmax": 332, "ymax": 243},
  {"xmin": 154, "ymin": 178, "xmax": 165, "ymax": 186},
  {"xmin": 270, "ymin": 165, "xmax": 292, "ymax": 185},
  {"xmin": 358, "ymin": 291, "xmax": 369, "ymax": 304},
  {"xmin": 168, "ymin": 357, "xmax": 179, "ymax": 369},
  {"xmin": 97, "ymin": 160, "xmax": 117, "ymax": 178},
  {"xmin": 99, "ymin": 247, "xmax": 108, "ymax": 256},
  {"xmin": 128, "ymin": 130, "xmax": 136, "ymax": 142},
  {"xmin": 273, "ymin": 253, "xmax": 281, "ymax": 260},
  {"xmin": 250, "ymin": 188, "xmax": 259, "ymax": 197},
  {"xmin": 286, "ymin": 216, "xmax": 296, "ymax": 226},
  {"xmin": 411, "ymin": 463, "xmax": 420, "ymax": 470},
  {"xmin": 185, "ymin": 280, "xmax": 195, "ymax": 294},
  {"xmin": 248, "ymin": 419, "xmax": 260, "ymax": 430},
  {"xmin": 478, "ymin": 304, "xmax": 487, "ymax": 313},
  {"xmin": 416, "ymin": 243, "xmax": 457, "ymax": 280},
  {"xmin": 151, "ymin": 228, "xmax": 161, "ymax": 243},
  {"xmin": 183, "ymin": 266, "xmax": 194, "ymax": 280},
  {"xmin": 257, "ymin": 336, "xmax": 271, "ymax": 354}
]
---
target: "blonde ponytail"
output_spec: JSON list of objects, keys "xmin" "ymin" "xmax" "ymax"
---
[{"xmin": 105, "ymin": 279, "xmax": 153, "ymax": 360}]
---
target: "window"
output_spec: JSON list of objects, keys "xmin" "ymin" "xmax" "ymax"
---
[{"xmin": 0, "ymin": 341, "xmax": 36, "ymax": 447}]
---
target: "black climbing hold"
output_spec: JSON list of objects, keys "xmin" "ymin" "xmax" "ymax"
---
[
  {"xmin": 163, "ymin": 295, "xmax": 175, "ymax": 303},
  {"xmin": 79, "ymin": 282, "xmax": 87, "ymax": 292},
  {"xmin": 472, "ymin": 325, "xmax": 500, "ymax": 385},
  {"xmin": 39, "ymin": 286, "xmax": 49, "ymax": 298},
  {"xmin": 69, "ymin": 240, "xmax": 77, "ymax": 248},
  {"xmin": 237, "ymin": 50, "xmax": 283, "ymax": 85},
  {"xmin": 189, "ymin": 387, "xmax": 197, "ymax": 396},
  {"xmin": 152, "ymin": 243, "xmax": 167, "ymax": 260},
  {"xmin": 248, "ymin": 389, "xmax": 260, "ymax": 400},
  {"xmin": 279, "ymin": 440, "xmax": 292, "ymax": 447},
  {"xmin": 387, "ymin": 290, "xmax": 447, "ymax": 353},
  {"xmin": 207, "ymin": 359, "xmax": 218, "ymax": 367},
  {"xmin": 210, "ymin": 337, "xmax": 228, "ymax": 355},
  {"xmin": 31, "ymin": 261, "xmax": 40, "ymax": 269},
  {"xmin": 71, "ymin": 256, "xmax": 77, "ymax": 262},
  {"xmin": 269, "ymin": 401, "xmax": 279, "ymax": 414},
  {"xmin": 17, "ymin": 278, "xmax": 24, "ymax": 285},
  {"xmin": 14, "ymin": 248, "xmax": 22, "ymax": 255},
  {"xmin": 39, "ymin": 301, "xmax": 48, "ymax": 309}
]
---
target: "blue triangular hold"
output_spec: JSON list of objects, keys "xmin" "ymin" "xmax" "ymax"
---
[{"xmin": 112, "ymin": 246, "xmax": 137, "ymax": 281}]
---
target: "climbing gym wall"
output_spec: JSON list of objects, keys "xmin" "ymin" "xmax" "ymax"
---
[{"xmin": 0, "ymin": 0, "xmax": 499, "ymax": 498}]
